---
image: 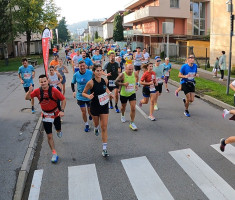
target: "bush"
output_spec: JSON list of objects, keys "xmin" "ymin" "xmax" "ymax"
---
[
  {"xmin": 231, "ymin": 67, "xmax": 235, "ymax": 75},
  {"xmin": 206, "ymin": 60, "xmax": 210, "ymax": 68},
  {"xmin": 160, "ymin": 51, "xmax": 165, "ymax": 59}
]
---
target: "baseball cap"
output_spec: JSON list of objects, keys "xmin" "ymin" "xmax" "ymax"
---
[
  {"xmin": 154, "ymin": 56, "xmax": 160, "ymax": 60},
  {"xmin": 127, "ymin": 49, "xmax": 131, "ymax": 52}
]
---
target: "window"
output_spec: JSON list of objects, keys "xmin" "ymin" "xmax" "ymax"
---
[
  {"xmin": 170, "ymin": 0, "xmax": 179, "ymax": 8},
  {"xmin": 192, "ymin": 2, "xmax": 206, "ymax": 36}
]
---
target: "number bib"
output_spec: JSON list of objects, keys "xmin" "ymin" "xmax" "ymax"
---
[
  {"xmin": 187, "ymin": 72, "xmax": 195, "ymax": 80},
  {"xmin": 109, "ymin": 80, "xmax": 115, "ymax": 87},
  {"xmin": 95, "ymin": 60, "xmax": 101, "ymax": 64},
  {"xmin": 156, "ymin": 77, "xmax": 163, "ymax": 84},
  {"xmin": 150, "ymin": 84, "xmax": 156, "ymax": 92},
  {"xmin": 98, "ymin": 92, "xmax": 109, "ymax": 106},
  {"xmin": 24, "ymin": 73, "xmax": 31, "ymax": 80},
  {"xmin": 125, "ymin": 84, "xmax": 134, "ymax": 92},
  {"xmin": 42, "ymin": 111, "xmax": 55, "ymax": 123},
  {"xmin": 165, "ymin": 71, "xmax": 170, "ymax": 76}
]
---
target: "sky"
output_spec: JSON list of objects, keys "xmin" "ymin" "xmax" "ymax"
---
[{"xmin": 54, "ymin": 0, "xmax": 130, "ymax": 25}]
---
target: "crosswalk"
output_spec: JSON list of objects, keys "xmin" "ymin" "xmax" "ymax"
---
[{"xmin": 28, "ymin": 144, "xmax": 235, "ymax": 200}]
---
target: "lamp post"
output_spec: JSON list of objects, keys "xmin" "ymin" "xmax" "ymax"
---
[{"xmin": 226, "ymin": 0, "xmax": 234, "ymax": 95}]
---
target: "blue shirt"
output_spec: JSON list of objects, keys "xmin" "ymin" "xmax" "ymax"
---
[
  {"xmin": 71, "ymin": 69, "xmax": 93, "ymax": 101},
  {"xmin": 120, "ymin": 50, "xmax": 127, "ymax": 58},
  {"xmin": 92, "ymin": 55, "xmax": 102, "ymax": 64},
  {"xmin": 78, "ymin": 57, "xmax": 93, "ymax": 68},
  {"xmin": 18, "ymin": 65, "xmax": 35, "ymax": 87},
  {"xmin": 180, "ymin": 63, "xmax": 198, "ymax": 84},
  {"xmin": 163, "ymin": 63, "xmax": 172, "ymax": 76}
]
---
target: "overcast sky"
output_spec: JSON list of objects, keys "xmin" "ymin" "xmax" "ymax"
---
[{"xmin": 54, "ymin": 0, "xmax": 129, "ymax": 25}]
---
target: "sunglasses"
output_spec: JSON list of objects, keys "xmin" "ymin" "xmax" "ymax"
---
[{"xmin": 188, "ymin": 57, "xmax": 195, "ymax": 59}]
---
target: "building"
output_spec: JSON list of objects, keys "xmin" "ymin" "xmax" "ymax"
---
[
  {"xmin": 88, "ymin": 21, "xmax": 104, "ymax": 41},
  {"xmin": 123, "ymin": 0, "xmax": 210, "ymax": 57}
]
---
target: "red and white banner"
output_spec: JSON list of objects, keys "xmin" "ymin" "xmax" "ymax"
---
[{"xmin": 42, "ymin": 28, "xmax": 51, "ymax": 75}]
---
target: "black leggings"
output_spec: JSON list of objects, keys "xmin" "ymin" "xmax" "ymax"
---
[
  {"xmin": 43, "ymin": 116, "xmax": 61, "ymax": 134},
  {"xmin": 220, "ymin": 70, "xmax": 224, "ymax": 79}
]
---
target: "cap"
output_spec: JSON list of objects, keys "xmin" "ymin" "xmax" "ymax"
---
[
  {"xmin": 123, "ymin": 47, "xmax": 126, "ymax": 50},
  {"xmin": 127, "ymin": 49, "xmax": 131, "ymax": 52},
  {"xmin": 154, "ymin": 56, "xmax": 160, "ymax": 60}
]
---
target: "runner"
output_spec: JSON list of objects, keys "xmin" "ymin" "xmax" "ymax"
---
[
  {"xmin": 82, "ymin": 64, "xmax": 113, "ymax": 157},
  {"xmin": 92, "ymin": 49, "xmax": 103, "ymax": 65},
  {"xmin": 72, "ymin": 50, "xmax": 82, "ymax": 73},
  {"xmin": 52, "ymin": 45, "xmax": 58, "ymax": 56},
  {"xmin": 124, "ymin": 49, "xmax": 133, "ymax": 65},
  {"xmin": 78, "ymin": 51, "xmax": 93, "ymax": 69},
  {"xmin": 139, "ymin": 63, "xmax": 157, "ymax": 121},
  {"xmin": 115, "ymin": 64, "xmax": 138, "ymax": 130},
  {"xmin": 120, "ymin": 47, "xmax": 127, "ymax": 66},
  {"xmin": 153, "ymin": 56, "xmax": 164, "ymax": 111},
  {"xmin": 178, "ymin": 55, "xmax": 199, "ymax": 117},
  {"xmin": 56, "ymin": 59, "xmax": 68, "ymax": 95},
  {"xmin": 71, "ymin": 60, "xmax": 93, "ymax": 132},
  {"xmin": 142, "ymin": 48, "xmax": 150, "ymax": 64},
  {"xmin": 133, "ymin": 47, "xmax": 144, "ymax": 86},
  {"xmin": 25, "ymin": 74, "xmax": 66, "ymax": 163},
  {"xmin": 103, "ymin": 52, "xmax": 120, "ymax": 113},
  {"xmin": 18, "ymin": 58, "xmax": 35, "ymax": 113},
  {"xmin": 49, "ymin": 55, "xmax": 59, "ymax": 68},
  {"xmin": 163, "ymin": 57, "xmax": 172, "ymax": 92}
]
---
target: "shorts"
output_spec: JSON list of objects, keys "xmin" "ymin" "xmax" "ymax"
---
[
  {"xmin": 90, "ymin": 103, "xmax": 109, "ymax": 116},
  {"xmin": 43, "ymin": 116, "xmax": 61, "ymax": 134},
  {"xmin": 155, "ymin": 83, "xmax": 163, "ymax": 93},
  {"xmin": 182, "ymin": 82, "xmax": 195, "ymax": 95},
  {"xmin": 24, "ymin": 84, "xmax": 34, "ymax": 93},
  {"xmin": 77, "ymin": 100, "xmax": 91, "ymax": 108},
  {"xmin": 120, "ymin": 93, "xmax": 136, "ymax": 104},
  {"xmin": 108, "ymin": 85, "xmax": 118, "ymax": 92},
  {"xmin": 134, "ymin": 65, "xmax": 141, "ymax": 71},
  {"xmin": 142, "ymin": 86, "xmax": 156, "ymax": 98},
  {"xmin": 164, "ymin": 76, "xmax": 169, "ymax": 84},
  {"xmin": 61, "ymin": 76, "xmax": 66, "ymax": 84}
]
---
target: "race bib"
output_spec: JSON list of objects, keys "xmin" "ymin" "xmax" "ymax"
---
[
  {"xmin": 125, "ymin": 84, "xmax": 134, "ymax": 92},
  {"xmin": 42, "ymin": 111, "xmax": 55, "ymax": 123},
  {"xmin": 165, "ymin": 71, "xmax": 170, "ymax": 76},
  {"xmin": 109, "ymin": 80, "xmax": 115, "ymax": 87},
  {"xmin": 188, "ymin": 72, "xmax": 195, "ymax": 80},
  {"xmin": 98, "ymin": 92, "xmax": 109, "ymax": 106},
  {"xmin": 95, "ymin": 60, "xmax": 101, "ymax": 64},
  {"xmin": 24, "ymin": 73, "xmax": 31, "ymax": 80},
  {"xmin": 150, "ymin": 84, "xmax": 156, "ymax": 92},
  {"xmin": 156, "ymin": 77, "xmax": 163, "ymax": 83}
]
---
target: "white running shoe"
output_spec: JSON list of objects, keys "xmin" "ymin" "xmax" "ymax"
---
[
  {"xmin": 222, "ymin": 109, "xmax": 229, "ymax": 119},
  {"xmin": 129, "ymin": 122, "xmax": 138, "ymax": 131},
  {"xmin": 154, "ymin": 104, "xmax": 158, "ymax": 111},
  {"xmin": 121, "ymin": 115, "xmax": 126, "ymax": 123}
]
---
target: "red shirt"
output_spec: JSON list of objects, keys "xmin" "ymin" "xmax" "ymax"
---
[
  {"xmin": 141, "ymin": 71, "xmax": 156, "ymax": 83},
  {"xmin": 30, "ymin": 87, "xmax": 65, "ymax": 112}
]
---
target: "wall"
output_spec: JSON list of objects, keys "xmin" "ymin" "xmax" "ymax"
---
[{"xmin": 187, "ymin": 40, "xmax": 210, "ymax": 58}]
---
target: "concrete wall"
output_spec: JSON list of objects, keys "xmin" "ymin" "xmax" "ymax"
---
[
  {"xmin": 103, "ymin": 23, "xmax": 113, "ymax": 40},
  {"xmin": 187, "ymin": 40, "xmax": 210, "ymax": 58}
]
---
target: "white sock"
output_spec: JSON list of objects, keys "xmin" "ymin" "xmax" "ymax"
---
[
  {"xmin": 103, "ymin": 143, "xmax": 107, "ymax": 150},
  {"xmin": 85, "ymin": 122, "xmax": 89, "ymax": 126},
  {"xmin": 224, "ymin": 109, "xmax": 229, "ymax": 116},
  {"xmin": 95, "ymin": 126, "xmax": 99, "ymax": 130}
]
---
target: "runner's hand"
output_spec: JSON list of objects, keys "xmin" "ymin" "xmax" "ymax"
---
[
  {"xmin": 107, "ymin": 72, "xmax": 111, "ymax": 76},
  {"xmin": 124, "ymin": 82, "xmax": 129, "ymax": 87},
  {"xmin": 73, "ymin": 92, "xmax": 76, "ymax": 98},
  {"xmin": 29, "ymin": 84, "xmax": 33, "ymax": 93},
  {"xmin": 149, "ymin": 81, "xmax": 154, "ymax": 85},
  {"xmin": 20, "ymin": 80, "xmax": 24, "ymax": 84},
  {"xmin": 195, "ymin": 74, "xmax": 199, "ymax": 77},
  {"xmin": 135, "ymin": 85, "xmax": 138, "ymax": 91},
  {"xmin": 88, "ymin": 93, "xmax": 94, "ymax": 100},
  {"xmin": 58, "ymin": 111, "xmax": 65, "ymax": 117}
]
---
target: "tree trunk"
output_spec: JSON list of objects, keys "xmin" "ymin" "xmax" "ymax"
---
[{"xmin": 26, "ymin": 31, "xmax": 31, "ymax": 55}]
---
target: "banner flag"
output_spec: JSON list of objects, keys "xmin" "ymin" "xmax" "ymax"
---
[{"xmin": 42, "ymin": 28, "xmax": 51, "ymax": 75}]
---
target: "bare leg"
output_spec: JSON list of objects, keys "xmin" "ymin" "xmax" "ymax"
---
[
  {"xmin": 80, "ymin": 107, "xmax": 88, "ymax": 123},
  {"xmin": 47, "ymin": 133, "xmax": 56, "ymax": 152},
  {"xmin": 100, "ymin": 114, "xmax": 109, "ymax": 143},
  {"xmin": 129, "ymin": 100, "xmax": 136, "ymax": 122},
  {"xmin": 121, "ymin": 103, "xmax": 127, "ymax": 116},
  {"xmin": 225, "ymin": 136, "xmax": 235, "ymax": 144},
  {"xmin": 149, "ymin": 93, "xmax": 156, "ymax": 116}
]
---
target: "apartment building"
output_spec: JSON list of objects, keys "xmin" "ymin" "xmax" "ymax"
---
[{"xmin": 88, "ymin": 21, "xmax": 104, "ymax": 41}]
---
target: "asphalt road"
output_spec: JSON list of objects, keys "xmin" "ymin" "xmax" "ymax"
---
[{"xmin": 23, "ymin": 60, "xmax": 235, "ymax": 200}]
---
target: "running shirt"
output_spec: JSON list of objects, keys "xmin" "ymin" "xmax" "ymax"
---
[
  {"xmin": 141, "ymin": 71, "xmax": 156, "ymax": 83},
  {"xmin": 120, "ymin": 72, "xmax": 136, "ymax": 97},
  {"xmin": 92, "ymin": 55, "xmax": 103, "ymax": 65},
  {"xmin": 232, "ymin": 80, "xmax": 235, "ymax": 86},
  {"xmin": 18, "ymin": 65, "xmax": 35, "ymax": 87},
  {"xmin": 49, "ymin": 60, "xmax": 59, "ymax": 67},
  {"xmin": 48, "ymin": 73, "xmax": 60, "ymax": 88},
  {"xmin": 78, "ymin": 57, "xmax": 93, "ymax": 68},
  {"xmin": 30, "ymin": 87, "xmax": 65, "ymax": 112},
  {"xmin": 103, "ymin": 62, "xmax": 119, "ymax": 82},
  {"xmin": 73, "ymin": 55, "xmax": 82, "ymax": 66},
  {"xmin": 180, "ymin": 63, "xmax": 198, "ymax": 84},
  {"xmin": 57, "ymin": 66, "xmax": 65, "ymax": 77},
  {"xmin": 71, "ymin": 69, "xmax": 93, "ymax": 101},
  {"xmin": 124, "ymin": 53, "xmax": 133, "ymax": 64},
  {"xmin": 120, "ymin": 50, "xmax": 127, "ymax": 58},
  {"xmin": 163, "ymin": 63, "xmax": 172, "ymax": 76},
  {"xmin": 143, "ymin": 52, "xmax": 150, "ymax": 63},
  {"xmin": 134, "ymin": 53, "xmax": 143, "ymax": 66},
  {"xmin": 153, "ymin": 65, "xmax": 164, "ymax": 84}
]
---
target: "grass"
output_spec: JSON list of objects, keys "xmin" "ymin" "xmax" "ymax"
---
[
  {"xmin": 170, "ymin": 68, "xmax": 235, "ymax": 106},
  {"xmin": 202, "ymin": 67, "xmax": 235, "ymax": 78},
  {"xmin": 0, "ymin": 55, "xmax": 43, "ymax": 72}
]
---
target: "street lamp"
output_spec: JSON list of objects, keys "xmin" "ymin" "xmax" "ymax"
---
[{"xmin": 226, "ymin": 0, "xmax": 234, "ymax": 94}]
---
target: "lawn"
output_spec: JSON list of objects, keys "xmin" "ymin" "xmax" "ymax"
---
[
  {"xmin": 0, "ymin": 55, "xmax": 43, "ymax": 72},
  {"xmin": 170, "ymin": 68, "xmax": 235, "ymax": 106}
]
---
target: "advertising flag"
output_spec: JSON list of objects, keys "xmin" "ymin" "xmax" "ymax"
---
[{"xmin": 42, "ymin": 28, "xmax": 51, "ymax": 75}]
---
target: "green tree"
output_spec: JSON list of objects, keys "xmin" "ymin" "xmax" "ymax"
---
[
  {"xmin": 95, "ymin": 31, "xmax": 98, "ymax": 39},
  {"xmin": 57, "ymin": 17, "xmax": 70, "ymax": 43},
  {"xmin": 113, "ymin": 14, "xmax": 124, "ymax": 42}
]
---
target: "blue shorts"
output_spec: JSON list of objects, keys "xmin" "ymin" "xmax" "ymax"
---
[
  {"xmin": 77, "ymin": 100, "xmax": 91, "ymax": 108},
  {"xmin": 142, "ymin": 86, "xmax": 156, "ymax": 98}
]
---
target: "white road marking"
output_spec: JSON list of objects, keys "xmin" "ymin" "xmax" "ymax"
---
[
  {"xmin": 136, "ymin": 105, "xmax": 148, "ymax": 119},
  {"xmin": 28, "ymin": 169, "xmax": 43, "ymax": 200},
  {"xmin": 211, "ymin": 144, "xmax": 235, "ymax": 165}
]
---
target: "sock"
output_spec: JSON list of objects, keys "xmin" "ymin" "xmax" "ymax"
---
[
  {"xmin": 52, "ymin": 149, "xmax": 57, "ymax": 155},
  {"xmin": 85, "ymin": 122, "xmax": 89, "ymax": 126},
  {"xmin": 185, "ymin": 110, "xmax": 189, "ymax": 113},
  {"xmin": 110, "ymin": 101, "xmax": 113, "ymax": 107},
  {"xmin": 224, "ymin": 109, "xmax": 229, "ymax": 116},
  {"xmin": 32, "ymin": 106, "xmax": 34, "ymax": 110},
  {"xmin": 95, "ymin": 126, "xmax": 99, "ymax": 130},
  {"xmin": 102, "ymin": 143, "xmax": 107, "ymax": 150},
  {"xmin": 222, "ymin": 139, "xmax": 226, "ymax": 146},
  {"xmin": 115, "ymin": 103, "xmax": 118, "ymax": 109}
]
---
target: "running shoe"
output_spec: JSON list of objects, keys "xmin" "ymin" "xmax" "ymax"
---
[
  {"xmin": 166, "ymin": 89, "xmax": 169, "ymax": 93},
  {"xmin": 121, "ymin": 115, "xmax": 126, "ymax": 123},
  {"xmin": 115, "ymin": 108, "xmax": 120, "ymax": 113},
  {"xmin": 154, "ymin": 104, "xmax": 158, "ymax": 111},
  {"xmin": 184, "ymin": 110, "xmax": 190, "ymax": 117},
  {"xmin": 222, "ymin": 109, "xmax": 229, "ymax": 119},
  {"xmin": 139, "ymin": 101, "xmax": 142, "ymax": 107},
  {"xmin": 32, "ymin": 109, "xmax": 35, "ymax": 114},
  {"xmin": 183, "ymin": 98, "xmax": 186, "ymax": 104},
  {"xmin": 102, "ymin": 149, "xmax": 109, "ymax": 157},
  {"xmin": 57, "ymin": 131, "xmax": 63, "ymax": 138},
  {"xmin": 148, "ymin": 115, "xmax": 156, "ymax": 121},
  {"xmin": 109, "ymin": 106, "xmax": 114, "ymax": 109},
  {"xmin": 220, "ymin": 138, "xmax": 226, "ymax": 152},
  {"xmin": 94, "ymin": 128, "xmax": 99, "ymax": 136},
  {"xmin": 84, "ymin": 125, "xmax": 90, "ymax": 132},
  {"xmin": 60, "ymin": 118, "xmax": 63, "ymax": 123},
  {"xmin": 51, "ymin": 154, "xmax": 58, "ymax": 163},
  {"xmin": 89, "ymin": 115, "xmax": 92, "ymax": 120},
  {"xmin": 129, "ymin": 122, "xmax": 138, "ymax": 131},
  {"xmin": 175, "ymin": 90, "xmax": 179, "ymax": 97}
]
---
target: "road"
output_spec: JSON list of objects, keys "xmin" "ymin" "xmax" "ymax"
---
[{"xmin": 23, "ymin": 58, "xmax": 235, "ymax": 200}]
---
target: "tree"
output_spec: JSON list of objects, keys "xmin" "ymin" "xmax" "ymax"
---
[
  {"xmin": 95, "ymin": 31, "xmax": 99, "ymax": 39},
  {"xmin": 113, "ymin": 14, "xmax": 124, "ymax": 42},
  {"xmin": 57, "ymin": 17, "xmax": 70, "ymax": 43}
]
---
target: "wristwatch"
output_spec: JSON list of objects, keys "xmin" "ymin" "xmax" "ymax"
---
[{"xmin": 61, "ymin": 109, "xmax": 64, "ymax": 112}]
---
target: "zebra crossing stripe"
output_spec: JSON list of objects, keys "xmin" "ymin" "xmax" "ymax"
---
[
  {"xmin": 211, "ymin": 144, "xmax": 235, "ymax": 165},
  {"xmin": 68, "ymin": 164, "xmax": 103, "ymax": 200},
  {"xmin": 28, "ymin": 169, "xmax": 43, "ymax": 200},
  {"xmin": 121, "ymin": 156, "xmax": 174, "ymax": 200},
  {"xmin": 169, "ymin": 148, "xmax": 235, "ymax": 200}
]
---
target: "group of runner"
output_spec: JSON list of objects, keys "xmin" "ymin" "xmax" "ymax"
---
[{"xmin": 18, "ymin": 43, "xmax": 234, "ymax": 163}]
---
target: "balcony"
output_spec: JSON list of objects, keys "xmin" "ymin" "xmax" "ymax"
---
[
  {"xmin": 124, "ymin": 29, "xmax": 143, "ymax": 37},
  {"xmin": 124, "ymin": 4, "xmax": 190, "ymax": 24}
]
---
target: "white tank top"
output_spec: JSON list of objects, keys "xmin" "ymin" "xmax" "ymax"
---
[{"xmin": 48, "ymin": 73, "xmax": 59, "ymax": 88}]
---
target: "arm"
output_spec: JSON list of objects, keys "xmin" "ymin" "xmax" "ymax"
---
[
  {"xmin": 134, "ymin": 71, "xmax": 139, "ymax": 90},
  {"xmin": 18, "ymin": 73, "xmax": 24, "ymax": 84},
  {"xmin": 63, "ymin": 66, "xmax": 69, "ymax": 73},
  {"xmin": 71, "ymin": 83, "xmax": 76, "ymax": 98},
  {"xmin": 57, "ymin": 73, "xmax": 63, "ymax": 84},
  {"xmin": 32, "ymin": 70, "xmax": 35, "ymax": 79},
  {"xmin": 104, "ymin": 78, "xmax": 114, "ymax": 98},
  {"xmin": 230, "ymin": 82, "xmax": 235, "ymax": 92},
  {"xmin": 58, "ymin": 98, "xmax": 66, "ymax": 117},
  {"xmin": 82, "ymin": 80, "xmax": 94, "ymax": 99},
  {"xmin": 25, "ymin": 84, "xmax": 34, "ymax": 100},
  {"xmin": 115, "ymin": 73, "xmax": 126, "ymax": 86},
  {"xmin": 178, "ymin": 72, "xmax": 188, "ymax": 79}
]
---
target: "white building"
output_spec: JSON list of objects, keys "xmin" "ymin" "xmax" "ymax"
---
[{"xmin": 88, "ymin": 21, "xmax": 104, "ymax": 41}]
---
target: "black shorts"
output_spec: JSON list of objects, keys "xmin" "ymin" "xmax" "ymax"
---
[
  {"xmin": 90, "ymin": 103, "xmax": 109, "ymax": 116},
  {"xmin": 24, "ymin": 84, "xmax": 34, "ymax": 93},
  {"xmin": 182, "ymin": 82, "xmax": 195, "ymax": 95},
  {"xmin": 155, "ymin": 83, "xmax": 163, "ymax": 93},
  {"xmin": 142, "ymin": 86, "xmax": 156, "ymax": 97},
  {"xmin": 108, "ymin": 85, "xmax": 118, "ymax": 92},
  {"xmin": 120, "ymin": 93, "xmax": 136, "ymax": 104},
  {"xmin": 77, "ymin": 100, "xmax": 91, "ymax": 108},
  {"xmin": 134, "ymin": 65, "xmax": 141, "ymax": 71},
  {"xmin": 43, "ymin": 116, "xmax": 61, "ymax": 134}
]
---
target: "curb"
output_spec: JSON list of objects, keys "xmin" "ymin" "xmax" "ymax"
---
[
  {"xmin": 13, "ymin": 116, "xmax": 43, "ymax": 200},
  {"xmin": 168, "ymin": 79, "xmax": 235, "ymax": 110}
]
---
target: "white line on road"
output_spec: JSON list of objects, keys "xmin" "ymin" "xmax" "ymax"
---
[
  {"xmin": 28, "ymin": 169, "xmax": 43, "ymax": 200},
  {"xmin": 121, "ymin": 156, "xmax": 174, "ymax": 200},
  {"xmin": 68, "ymin": 164, "xmax": 103, "ymax": 200},
  {"xmin": 169, "ymin": 148, "xmax": 235, "ymax": 200},
  {"xmin": 211, "ymin": 144, "xmax": 235, "ymax": 165},
  {"xmin": 135, "ymin": 105, "xmax": 148, "ymax": 119}
]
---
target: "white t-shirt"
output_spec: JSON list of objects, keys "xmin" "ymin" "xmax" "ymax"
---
[
  {"xmin": 232, "ymin": 80, "xmax": 235, "ymax": 86},
  {"xmin": 143, "ymin": 52, "xmax": 150, "ymax": 63},
  {"xmin": 73, "ymin": 55, "xmax": 82, "ymax": 66}
]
